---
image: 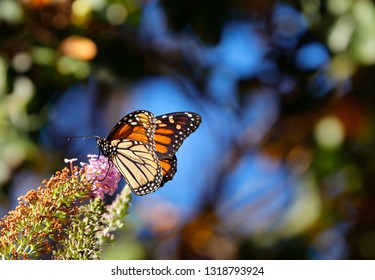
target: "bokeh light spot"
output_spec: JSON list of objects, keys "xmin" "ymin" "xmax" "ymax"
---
[
  {"xmin": 327, "ymin": 0, "xmax": 352, "ymax": 15},
  {"xmin": 296, "ymin": 43, "xmax": 329, "ymax": 70},
  {"xmin": 350, "ymin": 0, "xmax": 375, "ymax": 64},
  {"xmin": 314, "ymin": 116, "xmax": 345, "ymax": 149},
  {"xmin": 106, "ymin": 3, "xmax": 127, "ymax": 25},
  {"xmin": 86, "ymin": 0, "xmax": 106, "ymax": 11},
  {"xmin": 56, "ymin": 56, "xmax": 91, "ymax": 78},
  {"xmin": 72, "ymin": 0, "xmax": 91, "ymax": 24},
  {"xmin": 0, "ymin": 0, "xmax": 22, "ymax": 24},
  {"xmin": 328, "ymin": 15, "xmax": 355, "ymax": 53},
  {"xmin": 328, "ymin": 54, "xmax": 354, "ymax": 81},
  {"xmin": 56, "ymin": 56, "xmax": 77, "ymax": 75},
  {"xmin": 352, "ymin": 0, "xmax": 375, "ymax": 26},
  {"xmin": 32, "ymin": 47, "xmax": 55, "ymax": 66},
  {"xmin": 12, "ymin": 52, "xmax": 32, "ymax": 73},
  {"xmin": 273, "ymin": 4, "xmax": 307, "ymax": 48},
  {"xmin": 13, "ymin": 76, "xmax": 34, "ymax": 102},
  {"xmin": 273, "ymin": 175, "xmax": 322, "ymax": 239},
  {"xmin": 60, "ymin": 36, "xmax": 97, "ymax": 61}
]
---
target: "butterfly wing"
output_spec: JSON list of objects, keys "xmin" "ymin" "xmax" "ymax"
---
[
  {"xmin": 107, "ymin": 110, "xmax": 156, "ymax": 144},
  {"xmin": 102, "ymin": 110, "xmax": 163, "ymax": 196},
  {"xmin": 154, "ymin": 112, "xmax": 201, "ymax": 186},
  {"xmin": 159, "ymin": 155, "xmax": 177, "ymax": 187},
  {"xmin": 154, "ymin": 112, "xmax": 202, "ymax": 159},
  {"xmin": 112, "ymin": 139, "xmax": 162, "ymax": 196}
]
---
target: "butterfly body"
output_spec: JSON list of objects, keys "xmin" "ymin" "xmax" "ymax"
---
[
  {"xmin": 97, "ymin": 110, "xmax": 201, "ymax": 196},
  {"xmin": 97, "ymin": 138, "xmax": 116, "ymax": 158}
]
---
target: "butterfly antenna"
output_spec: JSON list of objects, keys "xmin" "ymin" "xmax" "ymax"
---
[{"xmin": 67, "ymin": 135, "xmax": 101, "ymax": 141}]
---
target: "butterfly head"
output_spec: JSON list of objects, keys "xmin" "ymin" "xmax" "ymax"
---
[{"xmin": 97, "ymin": 138, "xmax": 115, "ymax": 158}]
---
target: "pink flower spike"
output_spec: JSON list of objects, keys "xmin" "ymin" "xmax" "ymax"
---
[{"xmin": 84, "ymin": 155, "xmax": 121, "ymax": 199}]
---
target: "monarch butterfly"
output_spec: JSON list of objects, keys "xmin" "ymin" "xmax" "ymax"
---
[{"xmin": 97, "ymin": 110, "xmax": 201, "ymax": 196}]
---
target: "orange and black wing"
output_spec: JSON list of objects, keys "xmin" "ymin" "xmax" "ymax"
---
[
  {"xmin": 104, "ymin": 110, "xmax": 163, "ymax": 196},
  {"xmin": 107, "ymin": 110, "xmax": 156, "ymax": 145},
  {"xmin": 154, "ymin": 112, "xmax": 201, "ymax": 159},
  {"xmin": 159, "ymin": 155, "xmax": 177, "ymax": 187}
]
